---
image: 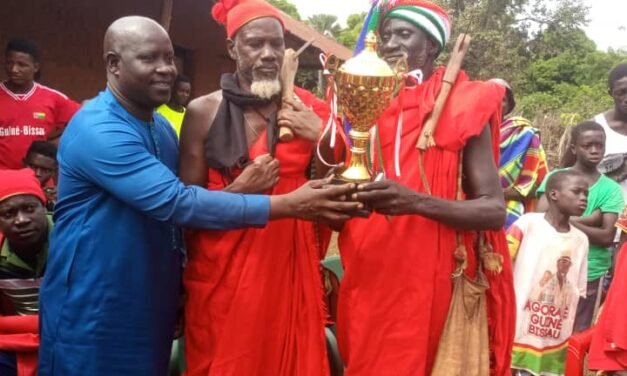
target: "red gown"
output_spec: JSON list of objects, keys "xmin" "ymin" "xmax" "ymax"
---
[
  {"xmin": 0, "ymin": 315, "xmax": 39, "ymax": 376},
  {"xmin": 588, "ymin": 242, "xmax": 627, "ymax": 371},
  {"xmin": 337, "ymin": 68, "xmax": 516, "ymax": 376},
  {"xmin": 183, "ymin": 88, "xmax": 331, "ymax": 376}
]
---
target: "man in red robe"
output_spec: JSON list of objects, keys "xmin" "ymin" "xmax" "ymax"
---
[
  {"xmin": 178, "ymin": 1, "xmax": 337, "ymax": 375},
  {"xmin": 337, "ymin": 1, "xmax": 516, "ymax": 375}
]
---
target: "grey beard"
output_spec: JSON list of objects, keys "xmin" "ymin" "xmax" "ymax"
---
[{"xmin": 250, "ymin": 79, "xmax": 282, "ymax": 100}]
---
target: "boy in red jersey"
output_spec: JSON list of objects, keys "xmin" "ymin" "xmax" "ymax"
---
[{"xmin": 0, "ymin": 38, "xmax": 80, "ymax": 169}]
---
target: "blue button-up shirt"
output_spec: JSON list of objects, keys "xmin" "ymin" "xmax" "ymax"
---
[{"xmin": 38, "ymin": 88, "xmax": 269, "ymax": 375}]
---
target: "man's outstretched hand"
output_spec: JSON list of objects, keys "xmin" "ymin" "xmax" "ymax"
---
[
  {"xmin": 353, "ymin": 179, "xmax": 423, "ymax": 216},
  {"xmin": 270, "ymin": 177, "xmax": 362, "ymax": 224}
]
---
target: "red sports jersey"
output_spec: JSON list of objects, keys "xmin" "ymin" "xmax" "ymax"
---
[{"xmin": 0, "ymin": 82, "xmax": 80, "ymax": 169}]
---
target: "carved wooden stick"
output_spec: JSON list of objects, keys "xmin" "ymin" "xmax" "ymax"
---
[
  {"xmin": 279, "ymin": 38, "xmax": 315, "ymax": 142},
  {"xmin": 416, "ymin": 34, "xmax": 472, "ymax": 150}
]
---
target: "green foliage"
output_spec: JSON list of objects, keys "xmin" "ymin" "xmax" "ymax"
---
[
  {"xmin": 306, "ymin": 14, "xmax": 343, "ymax": 38},
  {"xmin": 518, "ymin": 82, "xmax": 613, "ymax": 120},
  {"xmin": 266, "ymin": 0, "xmax": 301, "ymax": 20},
  {"xmin": 337, "ymin": 12, "xmax": 367, "ymax": 49},
  {"xmin": 268, "ymin": 0, "xmax": 627, "ymax": 163}
]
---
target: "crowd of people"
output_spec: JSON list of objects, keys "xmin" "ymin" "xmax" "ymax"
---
[{"xmin": 0, "ymin": 0, "xmax": 626, "ymax": 375}]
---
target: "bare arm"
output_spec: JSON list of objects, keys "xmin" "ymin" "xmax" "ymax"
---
[
  {"xmin": 179, "ymin": 93, "xmax": 278, "ymax": 193},
  {"xmin": 571, "ymin": 209, "xmax": 603, "ymax": 227},
  {"xmin": 412, "ymin": 124, "xmax": 505, "ymax": 229},
  {"xmin": 504, "ymin": 187, "xmax": 525, "ymax": 201},
  {"xmin": 178, "ymin": 95, "xmax": 215, "ymax": 187},
  {"xmin": 570, "ymin": 212, "xmax": 619, "ymax": 247},
  {"xmin": 355, "ymin": 125, "xmax": 506, "ymax": 230}
]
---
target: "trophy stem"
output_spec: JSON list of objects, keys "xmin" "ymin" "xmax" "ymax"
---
[{"xmin": 336, "ymin": 129, "xmax": 373, "ymax": 183}]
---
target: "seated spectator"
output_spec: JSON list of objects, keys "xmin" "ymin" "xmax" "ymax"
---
[
  {"xmin": 0, "ymin": 37, "xmax": 80, "ymax": 168},
  {"xmin": 0, "ymin": 168, "xmax": 51, "ymax": 376},
  {"xmin": 156, "ymin": 75, "xmax": 191, "ymax": 137},
  {"xmin": 22, "ymin": 141, "xmax": 57, "ymax": 211}
]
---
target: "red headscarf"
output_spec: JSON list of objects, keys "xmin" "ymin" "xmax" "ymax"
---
[
  {"xmin": 0, "ymin": 169, "xmax": 46, "ymax": 204},
  {"xmin": 212, "ymin": 0, "xmax": 285, "ymax": 38}
]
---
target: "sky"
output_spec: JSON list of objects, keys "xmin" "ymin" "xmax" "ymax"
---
[{"xmin": 289, "ymin": 0, "xmax": 627, "ymax": 51}]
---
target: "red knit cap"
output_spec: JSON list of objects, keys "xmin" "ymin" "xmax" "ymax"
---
[
  {"xmin": 0, "ymin": 169, "xmax": 46, "ymax": 204},
  {"xmin": 212, "ymin": 0, "xmax": 285, "ymax": 38}
]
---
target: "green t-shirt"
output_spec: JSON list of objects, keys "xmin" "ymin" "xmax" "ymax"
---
[{"xmin": 537, "ymin": 170, "xmax": 625, "ymax": 280}]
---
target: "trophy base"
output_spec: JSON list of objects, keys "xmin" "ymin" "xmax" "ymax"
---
[{"xmin": 332, "ymin": 164, "xmax": 373, "ymax": 184}]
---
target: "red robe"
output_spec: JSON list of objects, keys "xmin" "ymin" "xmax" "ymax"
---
[
  {"xmin": 0, "ymin": 315, "xmax": 39, "ymax": 376},
  {"xmin": 183, "ymin": 88, "xmax": 331, "ymax": 376},
  {"xmin": 588, "ymin": 242, "xmax": 627, "ymax": 371},
  {"xmin": 337, "ymin": 68, "xmax": 516, "ymax": 376}
]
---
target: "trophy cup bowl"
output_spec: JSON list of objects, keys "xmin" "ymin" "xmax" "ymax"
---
[{"xmin": 327, "ymin": 32, "xmax": 402, "ymax": 183}]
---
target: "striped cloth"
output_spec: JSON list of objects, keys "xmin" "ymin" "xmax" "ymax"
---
[
  {"xmin": 383, "ymin": 1, "xmax": 451, "ymax": 51},
  {"xmin": 0, "ymin": 278, "xmax": 41, "ymax": 315},
  {"xmin": 355, "ymin": 0, "xmax": 451, "ymax": 54},
  {"xmin": 0, "ymin": 214, "xmax": 51, "ymax": 315},
  {"xmin": 499, "ymin": 117, "xmax": 548, "ymax": 229},
  {"xmin": 616, "ymin": 205, "xmax": 627, "ymax": 233}
]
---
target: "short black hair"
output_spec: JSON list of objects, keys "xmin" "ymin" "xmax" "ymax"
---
[
  {"xmin": 25, "ymin": 141, "xmax": 57, "ymax": 162},
  {"xmin": 570, "ymin": 121, "xmax": 605, "ymax": 145},
  {"xmin": 609, "ymin": 63, "xmax": 627, "ymax": 90},
  {"xmin": 5, "ymin": 37, "xmax": 40, "ymax": 63},
  {"xmin": 174, "ymin": 75, "xmax": 190, "ymax": 86},
  {"xmin": 546, "ymin": 170, "xmax": 584, "ymax": 194}
]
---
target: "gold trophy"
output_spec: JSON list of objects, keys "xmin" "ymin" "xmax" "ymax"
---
[{"xmin": 324, "ymin": 31, "xmax": 405, "ymax": 183}]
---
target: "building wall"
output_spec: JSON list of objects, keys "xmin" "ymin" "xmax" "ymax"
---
[
  {"xmin": 169, "ymin": 0, "xmax": 235, "ymax": 97},
  {"xmin": 1, "ymin": 0, "xmax": 330, "ymax": 102},
  {"xmin": 0, "ymin": 0, "xmax": 237, "ymax": 102},
  {"xmin": 1, "ymin": 0, "xmax": 161, "ymax": 101}
]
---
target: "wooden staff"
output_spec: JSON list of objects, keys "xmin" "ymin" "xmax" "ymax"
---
[
  {"xmin": 416, "ymin": 34, "xmax": 472, "ymax": 150},
  {"xmin": 279, "ymin": 38, "xmax": 315, "ymax": 142}
]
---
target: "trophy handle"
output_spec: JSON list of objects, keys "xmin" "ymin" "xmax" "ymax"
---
[{"xmin": 323, "ymin": 54, "xmax": 340, "ymax": 75}]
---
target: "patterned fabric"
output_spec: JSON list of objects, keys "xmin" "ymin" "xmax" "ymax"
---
[
  {"xmin": 616, "ymin": 206, "xmax": 627, "ymax": 233},
  {"xmin": 499, "ymin": 117, "xmax": 548, "ymax": 229}
]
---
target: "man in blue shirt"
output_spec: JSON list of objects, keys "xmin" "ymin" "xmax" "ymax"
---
[{"xmin": 37, "ymin": 16, "xmax": 359, "ymax": 376}]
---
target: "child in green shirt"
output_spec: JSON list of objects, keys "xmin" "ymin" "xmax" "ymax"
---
[{"xmin": 537, "ymin": 121, "xmax": 624, "ymax": 333}]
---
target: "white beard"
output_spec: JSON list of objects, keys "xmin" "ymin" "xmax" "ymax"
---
[{"xmin": 250, "ymin": 79, "xmax": 281, "ymax": 100}]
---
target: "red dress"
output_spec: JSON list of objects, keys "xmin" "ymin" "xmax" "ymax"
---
[
  {"xmin": 337, "ymin": 68, "xmax": 516, "ymax": 376},
  {"xmin": 588, "ymin": 241, "xmax": 627, "ymax": 371},
  {"xmin": 183, "ymin": 88, "xmax": 331, "ymax": 376}
]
